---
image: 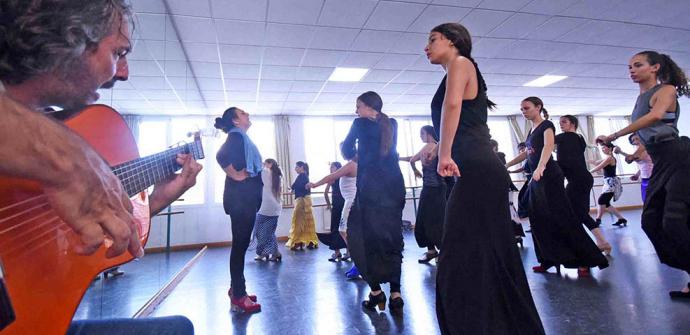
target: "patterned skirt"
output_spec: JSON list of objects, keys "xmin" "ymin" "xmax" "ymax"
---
[
  {"xmin": 285, "ymin": 195, "xmax": 319, "ymax": 248},
  {"xmin": 254, "ymin": 214, "xmax": 279, "ymax": 256}
]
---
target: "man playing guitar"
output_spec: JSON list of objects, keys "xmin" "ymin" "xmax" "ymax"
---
[{"xmin": 0, "ymin": 0, "xmax": 201, "ymax": 333}]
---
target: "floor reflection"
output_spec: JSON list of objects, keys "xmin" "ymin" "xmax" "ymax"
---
[{"xmin": 76, "ymin": 210, "xmax": 690, "ymax": 334}]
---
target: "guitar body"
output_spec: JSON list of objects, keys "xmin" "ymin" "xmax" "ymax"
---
[{"xmin": 0, "ymin": 105, "xmax": 150, "ymax": 334}]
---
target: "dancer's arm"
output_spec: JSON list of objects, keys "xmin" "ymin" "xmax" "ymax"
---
[
  {"xmin": 505, "ymin": 151, "xmax": 527, "ymax": 169},
  {"xmin": 342, "ymin": 120, "xmax": 360, "ymax": 160},
  {"xmin": 589, "ymin": 156, "xmax": 614, "ymax": 174},
  {"xmin": 437, "ymin": 57, "xmax": 472, "ymax": 177},
  {"xmin": 532, "ymin": 128, "xmax": 555, "ymax": 181},
  {"xmin": 599, "ymin": 85, "xmax": 677, "ymax": 143},
  {"xmin": 307, "ymin": 163, "xmax": 354, "ymax": 189},
  {"xmin": 218, "ymin": 133, "xmax": 249, "ymax": 182},
  {"xmin": 323, "ymin": 183, "xmax": 332, "ymax": 209}
]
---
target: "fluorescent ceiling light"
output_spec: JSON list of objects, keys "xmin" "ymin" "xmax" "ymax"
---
[
  {"xmin": 328, "ymin": 67, "xmax": 369, "ymax": 82},
  {"xmin": 523, "ymin": 75, "xmax": 568, "ymax": 87}
]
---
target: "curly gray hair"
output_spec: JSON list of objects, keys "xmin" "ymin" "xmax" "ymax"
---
[{"xmin": 0, "ymin": 0, "xmax": 133, "ymax": 84}]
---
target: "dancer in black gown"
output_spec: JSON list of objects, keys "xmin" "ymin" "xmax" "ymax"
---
[
  {"xmin": 426, "ymin": 23, "xmax": 544, "ymax": 334},
  {"xmin": 556, "ymin": 115, "xmax": 612, "ymax": 255},
  {"xmin": 315, "ymin": 162, "xmax": 348, "ymax": 261},
  {"xmin": 400, "ymin": 125, "xmax": 446, "ymax": 263},
  {"xmin": 342, "ymin": 91, "xmax": 406, "ymax": 312},
  {"xmin": 510, "ymin": 142, "xmax": 532, "ymax": 220},
  {"xmin": 599, "ymin": 50, "xmax": 690, "ymax": 298},
  {"xmin": 506, "ymin": 97, "xmax": 609, "ymax": 277}
]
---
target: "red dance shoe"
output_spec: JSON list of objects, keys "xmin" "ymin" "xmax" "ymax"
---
[
  {"xmin": 230, "ymin": 295, "xmax": 261, "ymax": 314},
  {"xmin": 228, "ymin": 287, "xmax": 257, "ymax": 302}
]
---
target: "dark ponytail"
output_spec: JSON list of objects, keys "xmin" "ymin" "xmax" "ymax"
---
[
  {"xmin": 265, "ymin": 158, "xmax": 282, "ymax": 198},
  {"xmin": 214, "ymin": 107, "xmax": 239, "ymax": 133},
  {"xmin": 431, "ymin": 22, "xmax": 496, "ymax": 110},
  {"xmin": 637, "ymin": 51, "xmax": 690, "ymax": 97},
  {"xmin": 561, "ymin": 115, "xmax": 578, "ymax": 130},
  {"xmin": 296, "ymin": 161, "xmax": 309, "ymax": 176},
  {"xmin": 421, "ymin": 125, "xmax": 438, "ymax": 142},
  {"xmin": 357, "ymin": 91, "xmax": 393, "ymax": 156},
  {"xmin": 522, "ymin": 96, "xmax": 549, "ymax": 120}
]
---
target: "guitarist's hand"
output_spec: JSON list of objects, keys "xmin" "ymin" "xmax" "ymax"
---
[
  {"xmin": 149, "ymin": 153, "xmax": 203, "ymax": 216},
  {"xmin": 43, "ymin": 148, "xmax": 143, "ymax": 259}
]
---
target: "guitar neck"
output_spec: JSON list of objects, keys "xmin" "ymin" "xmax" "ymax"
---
[{"xmin": 112, "ymin": 140, "xmax": 204, "ymax": 197}]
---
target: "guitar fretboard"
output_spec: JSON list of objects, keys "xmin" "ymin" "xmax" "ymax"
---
[{"xmin": 111, "ymin": 139, "xmax": 204, "ymax": 197}]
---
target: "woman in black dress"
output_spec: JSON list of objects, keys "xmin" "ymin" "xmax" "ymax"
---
[
  {"xmin": 342, "ymin": 91, "xmax": 406, "ymax": 313},
  {"xmin": 556, "ymin": 115, "xmax": 612, "ymax": 254},
  {"xmin": 215, "ymin": 107, "xmax": 262, "ymax": 314},
  {"xmin": 425, "ymin": 23, "xmax": 544, "ymax": 334},
  {"xmin": 314, "ymin": 162, "xmax": 349, "ymax": 261},
  {"xmin": 400, "ymin": 125, "xmax": 446, "ymax": 263},
  {"xmin": 598, "ymin": 50, "xmax": 690, "ymax": 298},
  {"xmin": 589, "ymin": 141, "xmax": 627, "ymax": 227},
  {"xmin": 506, "ymin": 97, "xmax": 609, "ymax": 277}
]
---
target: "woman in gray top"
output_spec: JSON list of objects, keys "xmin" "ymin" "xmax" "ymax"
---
[
  {"xmin": 599, "ymin": 50, "xmax": 690, "ymax": 299},
  {"xmin": 253, "ymin": 158, "xmax": 283, "ymax": 262}
]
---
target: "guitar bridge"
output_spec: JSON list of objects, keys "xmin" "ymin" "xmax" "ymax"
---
[{"xmin": 0, "ymin": 258, "xmax": 16, "ymax": 330}]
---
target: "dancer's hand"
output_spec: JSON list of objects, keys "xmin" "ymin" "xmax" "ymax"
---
[
  {"xmin": 532, "ymin": 165, "xmax": 545, "ymax": 181},
  {"xmin": 437, "ymin": 156, "xmax": 460, "ymax": 177},
  {"xmin": 305, "ymin": 182, "xmax": 314, "ymax": 189}
]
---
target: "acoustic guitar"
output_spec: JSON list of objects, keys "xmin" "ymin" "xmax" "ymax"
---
[{"xmin": 0, "ymin": 104, "xmax": 204, "ymax": 334}]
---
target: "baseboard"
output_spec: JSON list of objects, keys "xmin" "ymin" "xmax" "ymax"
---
[{"xmin": 145, "ymin": 236, "xmax": 290, "ymax": 253}]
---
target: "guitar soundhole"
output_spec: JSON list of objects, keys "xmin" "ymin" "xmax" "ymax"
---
[{"xmin": 0, "ymin": 261, "xmax": 15, "ymax": 330}]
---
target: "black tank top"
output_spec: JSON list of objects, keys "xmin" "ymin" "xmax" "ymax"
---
[
  {"xmin": 431, "ymin": 74, "xmax": 493, "ymax": 165},
  {"xmin": 422, "ymin": 156, "xmax": 443, "ymax": 187},
  {"xmin": 332, "ymin": 178, "xmax": 342, "ymax": 199},
  {"xmin": 603, "ymin": 161, "xmax": 617, "ymax": 178}
]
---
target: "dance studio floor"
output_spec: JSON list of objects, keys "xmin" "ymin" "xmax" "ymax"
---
[{"xmin": 75, "ymin": 209, "xmax": 690, "ymax": 334}]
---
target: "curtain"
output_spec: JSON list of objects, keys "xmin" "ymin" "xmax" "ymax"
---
[
  {"xmin": 121, "ymin": 114, "xmax": 140, "ymax": 144},
  {"xmin": 609, "ymin": 117, "xmax": 632, "ymax": 175},
  {"xmin": 273, "ymin": 115, "xmax": 293, "ymax": 206},
  {"xmin": 507, "ymin": 115, "xmax": 525, "ymax": 143},
  {"xmin": 584, "ymin": 115, "xmax": 600, "ymax": 166}
]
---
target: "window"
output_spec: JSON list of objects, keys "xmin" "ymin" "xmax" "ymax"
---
[
  {"xmin": 593, "ymin": 117, "xmax": 636, "ymax": 175},
  {"xmin": 487, "ymin": 118, "xmax": 515, "ymax": 158},
  {"xmin": 138, "ymin": 120, "xmax": 168, "ymax": 157},
  {"xmin": 137, "ymin": 117, "xmax": 208, "ymax": 206},
  {"xmin": 171, "ymin": 118, "xmax": 207, "ymax": 205},
  {"xmin": 303, "ymin": 118, "xmax": 339, "ymax": 195}
]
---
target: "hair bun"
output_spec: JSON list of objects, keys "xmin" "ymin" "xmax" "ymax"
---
[{"xmin": 213, "ymin": 117, "xmax": 224, "ymax": 130}]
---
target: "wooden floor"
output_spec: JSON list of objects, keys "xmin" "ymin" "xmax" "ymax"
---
[{"xmin": 75, "ymin": 209, "xmax": 690, "ymax": 334}]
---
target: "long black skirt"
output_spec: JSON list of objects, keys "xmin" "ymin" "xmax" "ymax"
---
[
  {"xmin": 414, "ymin": 184, "xmax": 447, "ymax": 249},
  {"xmin": 436, "ymin": 155, "xmax": 544, "ymax": 335},
  {"xmin": 642, "ymin": 136, "xmax": 690, "ymax": 274},
  {"xmin": 517, "ymin": 178, "xmax": 531, "ymax": 219},
  {"xmin": 317, "ymin": 195, "xmax": 347, "ymax": 250},
  {"xmin": 528, "ymin": 163, "xmax": 608, "ymax": 269},
  {"xmin": 564, "ymin": 171, "xmax": 599, "ymax": 230}
]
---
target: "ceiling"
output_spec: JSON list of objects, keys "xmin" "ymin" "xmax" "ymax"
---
[{"xmin": 97, "ymin": 0, "xmax": 690, "ymax": 117}]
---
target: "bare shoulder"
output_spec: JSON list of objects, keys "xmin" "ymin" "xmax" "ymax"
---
[{"xmin": 651, "ymin": 84, "xmax": 678, "ymax": 109}]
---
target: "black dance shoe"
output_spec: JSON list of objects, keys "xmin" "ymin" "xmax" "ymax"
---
[
  {"xmin": 389, "ymin": 296, "xmax": 404, "ymax": 312},
  {"xmin": 613, "ymin": 218, "xmax": 628, "ymax": 227},
  {"xmin": 418, "ymin": 251, "xmax": 439, "ymax": 264},
  {"xmin": 362, "ymin": 291, "xmax": 387, "ymax": 311},
  {"xmin": 670, "ymin": 283, "xmax": 690, "ymax": 299}
]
